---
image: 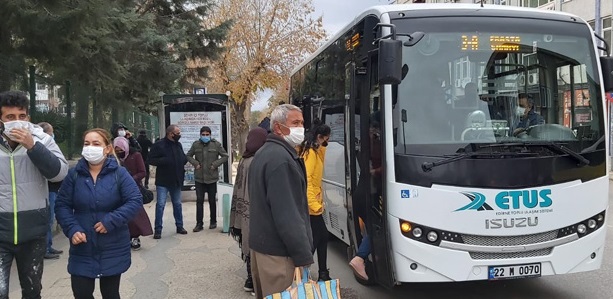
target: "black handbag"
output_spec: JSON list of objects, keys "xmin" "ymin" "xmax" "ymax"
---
[{"xmin": 139, "ymin": 185, "xmax": 154, "ymax": 204}]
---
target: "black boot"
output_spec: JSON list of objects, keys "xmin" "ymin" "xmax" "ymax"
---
[
  {"xmin": 244, "ymin": 256, "xmax": 254, "ymax": 292},
  {"xmin": 318, "ymin": 269, "xmax": 332, "ymax": 281}
]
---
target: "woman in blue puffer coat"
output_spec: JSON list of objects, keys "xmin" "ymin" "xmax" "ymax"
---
[{"xmin": 56, "ymin": 128, "xmax": 141, "ymax": 299}]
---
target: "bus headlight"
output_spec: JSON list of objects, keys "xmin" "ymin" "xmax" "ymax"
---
[
  {"xmin": 401, "ymin": 222, "xmax": 412, "ymax": 233},
  {"xmin": 557, "ymin": 211, "xmax": 605, "ymax": 239},
  {"xmin": 577, "ymin": 224, "xmax": 587, "ymax": 234},
  {"xmin": 587, "ymin": 219, "xmax": 597, "ymax": 229},
  {"xmin": 427, "ymin": 231, "xmax": 438, "ymax": 242},
  {"xmin": 412, "ymin": 227, "xmax": 423, "ymax": 238}
]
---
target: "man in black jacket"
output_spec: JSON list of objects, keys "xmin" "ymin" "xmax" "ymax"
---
[
  {"xmin": 148, "ymin": 125, "xmax": 188, "ymax": 239},
  {"xmin": 248, "ymin": 104, "xmax": 313, "ymax": 298}
]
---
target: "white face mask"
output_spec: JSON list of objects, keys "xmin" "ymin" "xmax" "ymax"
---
[
  {"xmin": 81, "ymin": 146, "xmax": 106, "ymax": 165},
  {"xmin": 117, "ymin": 129, "xmax": 126, "ymax": 137},
  {"xmin": 283, "ymin": 126, "xmax": 305, "ymax": 147},
  {"xmin": 516, "ymin": 107, "xmax": 526, "ymax": 117},
  {"xmin": 2, "ymin": 120, "xmax": 31, "ymax": 141}
]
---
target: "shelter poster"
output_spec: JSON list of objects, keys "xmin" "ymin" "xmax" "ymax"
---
[{"xmin": 170, "ymin": 111, "xmax": 223, "ymax": 186}]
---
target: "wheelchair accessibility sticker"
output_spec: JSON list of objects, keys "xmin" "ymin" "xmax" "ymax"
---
[{"xmin": 401, "ymin": 189, "xmax": 418, "ymax": 199}]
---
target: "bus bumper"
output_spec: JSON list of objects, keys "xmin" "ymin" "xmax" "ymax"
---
[{"xmin": 389, "ymin": 215, "xmax": 607, "ymax": 282}]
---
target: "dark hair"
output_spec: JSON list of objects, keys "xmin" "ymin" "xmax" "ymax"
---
[
  {"xmin": 84, "ymin": 128, "xmax": 118, "ymax": 163},
  {"xmin": 139, "ymin": 129, "xmax": 146, "ymax": 135},
  {"xmin": 166, "ymin": 125, "xmax": 178, "ymax": 135},
  {"xmin": 0, "ymin": 91, "xmax": 29, "ymax": 117},
  {"xmin": 200, "ymin": 126, "xmax": 211, "ymax": 134},
  {"xmin": 518, "ymin": 93, "xmax": 532, "ymax": 99},
  {"xmin": 518, "ymin": 93, "xmax": 535, "ymax": 106},
  {"xmin": 298, "ymin": 119, "xmax": 331, "ymax": 157},
  {"xmin": 38, "ymin": 122, "xmax": 52, "ymax": 134}
]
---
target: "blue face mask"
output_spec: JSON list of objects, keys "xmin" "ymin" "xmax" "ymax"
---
[{"xmin": 200, "ymin": 136, "xmax": 211, "ymax": 143}]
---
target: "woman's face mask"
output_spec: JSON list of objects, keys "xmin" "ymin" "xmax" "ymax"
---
[
  {"xmin": 516, "ymin": 107, "xmax": 527, "ymax": 117},
  {"xmin": 81, "ymin": 146, "xmax": 107, "ymax": 165}
]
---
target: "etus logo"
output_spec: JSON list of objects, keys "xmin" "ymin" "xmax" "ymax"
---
[{"xmin": 456, "ymin": 189, "xmax": 552, "ymax": 211}]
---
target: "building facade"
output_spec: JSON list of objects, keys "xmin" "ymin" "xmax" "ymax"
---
[{"xmin": 35, "ymin": 83, "xmax": 62, "ymax": 113}]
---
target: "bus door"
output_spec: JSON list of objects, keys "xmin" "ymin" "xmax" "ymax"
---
[
  {"xmin": 359, "ymin": 50, "xmax": 395, "ymax": 287},
  {"xmin": 344, "ymin": 61, "xmax": 362, "ymax": 264}
]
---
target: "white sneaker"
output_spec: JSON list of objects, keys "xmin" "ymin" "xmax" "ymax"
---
[{"xmin": 130, "ymin": 238, "xmax": 141, "ymax": 251}]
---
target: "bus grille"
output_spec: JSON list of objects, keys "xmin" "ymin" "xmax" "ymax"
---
[
  {"xmin": 470, "ymin": 248, "xmax": 552, "ymax": 260},
  {"xmin": 462, "ymin": 230, "xmax": 558, "ymax": 247}
]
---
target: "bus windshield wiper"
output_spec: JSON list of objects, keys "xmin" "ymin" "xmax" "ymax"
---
[
  {"xmin": 531, "ymin": 142, "xmax": 590, "ymax": 166},
  {"xmin": 482, "ymin": 141, "xmax": 590, "ymax": 166},
  {"xmin": 421, "ymin": 150, "xmax": 535, "ymax": 172}
]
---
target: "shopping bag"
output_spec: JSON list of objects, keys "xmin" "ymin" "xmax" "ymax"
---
[{"xmin": 265, "ymin": 267, "xmax": 341, "ymax": 299}]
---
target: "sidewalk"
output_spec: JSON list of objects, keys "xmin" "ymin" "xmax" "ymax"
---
[{"xmin": 8, "ymin": 200, "xmax": 252, "ymax": 299}]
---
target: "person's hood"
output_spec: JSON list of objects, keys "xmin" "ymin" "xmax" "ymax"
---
[
  {"xmin": 110, "ymin": 122, "xmax": 128, "ymax": 138},
  {"xmin": 113, "ymin": 137, "xmax": 130, "ymax": 161}
]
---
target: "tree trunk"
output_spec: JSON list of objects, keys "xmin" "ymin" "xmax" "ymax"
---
[
  {"xmin": 73, "ymin": 84, "xmax": 91, "ymax": 153},
  {"xmin": 92, "ymin": 96, "xmax": 99, "ymax": 127},
  {"xmin": 231, "ymin": 101, "xmax": 249, "ymax": 157},
  {"xmin": 0, "ymin": 26, "xmax": 14, "ymax": 92}
]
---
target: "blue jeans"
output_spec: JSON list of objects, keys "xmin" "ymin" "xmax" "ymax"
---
[
  {"xmin": 357, "ymin": 235, "xmax": 371, "ymax": 259},
  {"xmin": 155, "ymin": 185, "xmax": 184, "ymax": 233},
  {"xmin": 47, "ymin": 192, "xmax": 57, "ymax": 252}
]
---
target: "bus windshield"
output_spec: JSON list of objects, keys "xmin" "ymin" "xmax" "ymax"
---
[{"xmin": 392, "ymin": 17, "xmax": 604, "ymax": 155}]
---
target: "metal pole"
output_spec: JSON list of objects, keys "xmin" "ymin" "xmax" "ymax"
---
[
  {"xmin": 65, "ymin": 80, "xmax": 73, "ymax": 160},
  {"xmin": 596, "ymin": 0, "xmax": 609, "ymax": 162},
  {"xmin": 596, "ymin": 0, "xmax": 602, "ymax": 45},
  {"xmin": 28, "ymin": 65, "xmax": 36, "ymax": 120}
]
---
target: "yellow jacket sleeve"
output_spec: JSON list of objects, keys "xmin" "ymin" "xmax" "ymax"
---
[{"xmin": 303, "ymin": 148, "xmax": 324, "ymax": 215}]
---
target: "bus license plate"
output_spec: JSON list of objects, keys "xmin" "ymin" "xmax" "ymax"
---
[{"xmin": 488, "ymin": 263, "xmax": 541, "ymax": 280}]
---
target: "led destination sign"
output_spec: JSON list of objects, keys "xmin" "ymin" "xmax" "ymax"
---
[{"xmin": 461, "ymin": 35, "xmax": 524, "ymax": 52}]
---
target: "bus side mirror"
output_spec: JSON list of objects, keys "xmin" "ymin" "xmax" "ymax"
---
[
  {"xmin": 601, "ymin": 56, "xmax": 613, "ymax": 92},
  {"xmin": 378, "ymin": 39, "xmax": 403, "ymax": 85}
]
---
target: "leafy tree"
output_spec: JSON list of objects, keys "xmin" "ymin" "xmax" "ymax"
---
[{"xmin": 0, "ymin": 0, "xmax": 230, "ymax": 148}]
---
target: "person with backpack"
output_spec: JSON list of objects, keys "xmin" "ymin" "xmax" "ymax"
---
[{"xmin": 55, "ymin": 128, "xmax": 141, "ymax": 299}]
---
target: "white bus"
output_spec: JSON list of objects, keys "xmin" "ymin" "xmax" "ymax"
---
[{"xmin": 290, "ymin": 4, "xmax": 613, "ymax": 287}]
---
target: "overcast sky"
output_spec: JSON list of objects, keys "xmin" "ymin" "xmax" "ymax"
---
[{"xmin": 251, "ymin": 0, "xmax": 394, "ymax": 111}]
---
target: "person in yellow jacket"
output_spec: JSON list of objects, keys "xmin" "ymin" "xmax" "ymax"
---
[{"xmin": 298, "ymin": 120, "xmax": 331, "ymax": 281}]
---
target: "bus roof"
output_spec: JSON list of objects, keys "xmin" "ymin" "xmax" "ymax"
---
[{"xmin": 291, "ymin": 4, "xmax": 584, "ymax": 76}]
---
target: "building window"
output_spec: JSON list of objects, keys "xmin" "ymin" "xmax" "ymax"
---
[
  {"xmin": 522, "ymin": 0, "xmax": 553, "ymax": 8},
  {"xmin": 604, "ymin": 17, "xmax": 611, "ymax": 55}
]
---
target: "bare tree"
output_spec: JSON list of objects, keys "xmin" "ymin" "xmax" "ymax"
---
[{"xmin": 204, "ymin": 0, "xmax": 326, "ymax": 154}]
